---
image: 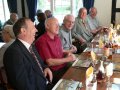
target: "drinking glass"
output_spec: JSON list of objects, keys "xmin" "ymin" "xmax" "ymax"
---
[{"xmin": 103, "ymin": 48, "xmax": 110, "ymax": 64}]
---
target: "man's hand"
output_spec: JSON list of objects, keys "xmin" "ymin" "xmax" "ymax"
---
[
  {"xmin": 70, "ymin": 45, "xmax": 77, "ymax": 53},
  {"xmin": 44, "ymin": 68, "xmax": 53, "ymax": 82},
  {"xmin": 67, "ymin": 53, "xmax": 76, "ymax": 62},
  {"xmin": 79, "ymin": 37, "xmax": 86, "ymax": 44}
]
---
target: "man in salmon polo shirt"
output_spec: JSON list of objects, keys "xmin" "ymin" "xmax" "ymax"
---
[{"xmin": 35, "ymin": 17, "xmax": 76, "ymax": 85}]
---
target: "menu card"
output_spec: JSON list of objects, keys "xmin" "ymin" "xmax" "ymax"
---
[
  {"xmin": 52, "ymin": 79, "xmax": 81, "ymax": 90},
  {"xmin": 111, "ymin": 84, "xmax": 120, "ymax": 90},
  {"xmin": 73, "ymin": 59, "xmax": 91, "ymax": 68}
]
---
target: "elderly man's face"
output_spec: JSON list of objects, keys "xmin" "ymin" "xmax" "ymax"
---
[
  {"xmin": 47, "ymin": 18, "xmax": 59, "ymax": 35},
  {"xmin": 64, "ymin": 16, "xmax": 75, "ymax": 30},
  {"xmin": 2, "ymin": 30, "xmax": 10, "ymax": 42},
  {"xmin": 90, "ymin": 8, "xmax": 97, "ymax": 18},
  {"xmin": 79, "ymin": 9, "xmax": 87, "ymax": 20},
  {"xmin": 11, "ymin": 13, "xmax": 18, "ymax": 22}
]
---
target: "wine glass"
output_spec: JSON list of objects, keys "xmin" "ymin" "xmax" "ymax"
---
[{"xmin": 105, "ymin": 63, "xmax": 113, "ymax": 87}]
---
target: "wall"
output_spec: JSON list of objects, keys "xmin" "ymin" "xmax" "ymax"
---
[
  {"xmin": 94, "ymin": 0, "xmax": 120, "ymax": 27},
  {"xmin": 116, "ymin": 0, "xmax": 120, "ymax": 24},
  {"xmin": 94, "ymin": 0, "xmax": 112, "ymax": 27}
]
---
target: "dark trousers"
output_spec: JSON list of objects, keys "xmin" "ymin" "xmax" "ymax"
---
[
  {"xmin": 52, "ymin": 62, "xmax": 73, "ymax": 85},
  {"xmin": 73, "ymin": 41, "xmax": 87, "ymax": 54}
]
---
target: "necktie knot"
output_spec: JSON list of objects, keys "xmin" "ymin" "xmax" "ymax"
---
[{"xmin": 29, "ymin": 46, "xmax": 33, "ymax": 52}]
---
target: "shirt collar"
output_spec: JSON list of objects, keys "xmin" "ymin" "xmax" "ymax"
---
[
  {"xmin": 45, "ymin": 32, "xmax": 58, "ymax": 41},
  {"xmin": 18, "ymin": 39, "xmax": 31, "ymax": 50},
  {"xmin": 61, "ymin": 25, "xmax": 70, "ymax": 32}
]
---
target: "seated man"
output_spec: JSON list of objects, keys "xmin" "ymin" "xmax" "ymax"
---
[
  {"xmin": 59, "ymin": 14, "xmax": 77, "ymax": 53},
  {"xmin": 72, "ymin": 7, "xmax": 93, "ymax": 44},
  {"xmin": 3, "ymin": 18, "xmax": 52, "ymax": 90},
  {"xmin": 36, "ymin": 12, "xmax": 46, "ymax": 39},
  {"xmin": 35, "ymin": 17, "xmax": 76, "ymax": 84},
  {"xmin": 87, "ymin": 7, "xmax": 102, "ymax": 35},
  {"xmin": 72, "ymin": 8, "xmax": 93, "ymax": 53},
  {"xmin": 3, "ymin": 13, "xmax": 18, "ymax": 27},
  {"xmin": 44, "ymin": 10, "xmax": 53, "ymax": 18}
]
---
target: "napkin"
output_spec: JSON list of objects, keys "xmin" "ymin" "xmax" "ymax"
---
[
  {"xmin": 86, "ymin": 66, "xmax": 94, "ymax": 81},
  {"xmin": 86, "ymin": 66, "xmax": 94, "ymax": 90},
  {"xmin": 106, "ymin": 63, "xmax": 113, "ymax": 76},
  {"xmin": 108, "ymin": 27, "xmax": 113, "ymax": 41},
  {"xmin": 117, "ymin": 24, "xmax": 120, "ymax": 30},
  {"xmin": 110, "ymin": 24, "xmax": 113, "ymax": 28},
  {"xmin": 99, "ymin": 37, "xmax": 104, "ymax": 48},
  {"xmin": 91, "ymin": 51, "xmax": 96, "ymax": 61},
  {"xmin": 113, "ymin": 78, "xmax": 120, "ymax": 84}
]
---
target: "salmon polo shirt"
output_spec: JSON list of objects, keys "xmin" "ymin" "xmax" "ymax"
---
[{"xmin": 35, "ymin": 32, "xmax": 66, "ymax": 71}]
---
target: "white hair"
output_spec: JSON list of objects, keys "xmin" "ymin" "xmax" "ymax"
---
[{"xmin": 3, "ymin": 25, "xmax": 15, "ymax": 39}]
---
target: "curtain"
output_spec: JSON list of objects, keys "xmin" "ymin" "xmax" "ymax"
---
[
  {"xmin": 83, "ymin": 0, "xmax": 94, "ymax": 14},
  {"xmin": 7, "ymin": 0, "xmax": 17, "ymax": 13},
  {"xmin": 26, "ymin": 0, "xmax": 37, "ymax": 22}
]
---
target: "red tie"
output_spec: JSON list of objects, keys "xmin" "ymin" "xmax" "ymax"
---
[{"xmin": 29, "ymin": 46, "xmax": 43, "ymax": 73}]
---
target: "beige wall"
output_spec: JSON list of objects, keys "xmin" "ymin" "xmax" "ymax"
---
[
  {"xmin": 116, "ymin": 0, "xmax": 120, "ymax": 24},
  {"xmin": 94, "ymin": 0, "xmax": 112, "ymax": 26},
  {"xmin": 94, "ymin": 0, "xmax": 120, "ymax": 26}
]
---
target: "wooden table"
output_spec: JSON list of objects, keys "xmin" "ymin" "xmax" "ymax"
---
[
  {"xmin": 62, "ymin": 65, "xmax": 120, "ymax": 90},
  {"xmin": 52, "ymin": 32, "xmax": 120, "ymax": 90}
]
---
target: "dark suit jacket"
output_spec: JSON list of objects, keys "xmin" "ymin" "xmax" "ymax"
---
[
  {"xmin": 36, "ymin": 20, "xmax": 46, "ymax": 39},
  {"xmin": 3, "ymin": 39, "xmax": 47, "ymax": 90}
]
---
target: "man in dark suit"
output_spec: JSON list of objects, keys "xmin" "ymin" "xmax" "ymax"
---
[{"xmin": 3, "ymin": 17, "xmax": 53, "ymax": 90}]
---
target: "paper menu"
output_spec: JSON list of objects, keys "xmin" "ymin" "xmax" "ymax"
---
[{"xmin": 52, "ymin": 79, "xmax": 80, "ymax": 90}]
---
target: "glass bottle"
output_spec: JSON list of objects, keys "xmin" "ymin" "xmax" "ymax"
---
[{"xmin": 97, "ymin": 61, "xmax": 105, "ymax": 81}]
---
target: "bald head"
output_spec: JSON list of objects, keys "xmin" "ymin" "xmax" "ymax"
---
[
  {"xmin": 63, "ymin": 14, "xmax": 75, "ymax": 30},
  {"xmin": 45, "ymin": 17, "xmax": 59, "ymax": 36},
  {"xmin": 45, "ymin": 17, "xmax": 58, "ymax": 28},
  {"xmin": 63, "ymin": 14, "xmax": 75, "ymax": 23}
]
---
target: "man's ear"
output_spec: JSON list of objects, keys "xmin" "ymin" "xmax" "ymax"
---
[
  {"xmin": 46, "ymin": 24, "xmax": 49, "ymax": 29},
  {"xmin": 20, "ymin": 28, "xmax": 26, "ymax": 34}
]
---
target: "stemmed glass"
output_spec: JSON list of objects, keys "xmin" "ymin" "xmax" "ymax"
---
[{"xmin": 105, "ymin": 62, "xmax": 113, "ymax": 87}]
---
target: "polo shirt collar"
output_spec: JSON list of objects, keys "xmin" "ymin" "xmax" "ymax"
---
[{"xmin": 45, "ymin": 32, "xmax": 58, "ymax": 41}]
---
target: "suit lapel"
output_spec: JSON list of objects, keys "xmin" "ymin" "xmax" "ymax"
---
[
  {"xmin": 16, "ymin": 39, "xmax": 45, "ymax": 78},
  {"xmin": 78, "ymin": 19, "xmax": 91, "ymax": 37}
]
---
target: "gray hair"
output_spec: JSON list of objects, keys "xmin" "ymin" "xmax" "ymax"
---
[
  {"xmin": 3, "ymin": 25, "xmax": 15, "ymax": 39},
  {"xmin": 78, "ymin": 7, "xmax": 87, "ymax": 16},
  {"xmin": 63, "ymin": 14, "xmax": 75, "ymax": 24},
  {"xmin": 89, "ymin": 7, "xmax": 97, "ymax": 14},
  {"xmin": 45, "ymin": 17, "xmax": 58, "ymax": 28}
]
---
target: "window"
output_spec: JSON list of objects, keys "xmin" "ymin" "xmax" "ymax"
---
[
  {"xmin": 53, "ymin": 0, "xmax": 71, "ymax": 23},
  {"xmin": 37, "ymin": 0, "xmax": 51, "ymax": 12},
  {"xmin": 37, "ymin": 0, "xmax": 83, "ymax": 24},
  {"xmin": 0, "ymin": 0, "xmax": 10, "ymax": 25}
]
